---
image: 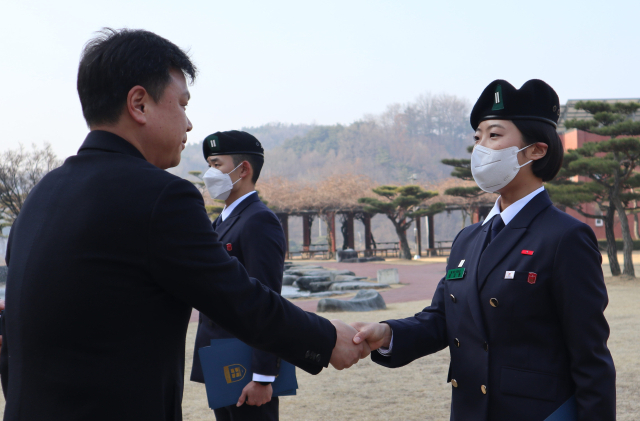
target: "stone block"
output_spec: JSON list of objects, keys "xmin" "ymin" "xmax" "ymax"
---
[
  {"xmin": 317, "ymin": 289, "xmax": 387, "ymax": 312},
  {"xmin": 332, "ymin": 275, "xmax": 367, "ymax": 282},
  {"xmin": 336, "ymin": 249, "xmax": 358, "ymax": 262},
  {"xmin": 282, "ymin": 275, "xmax": 298, "ymax": 286},
  {"xmin": 328, "ymin": 281, "xmax": 389, "ymax": 291},
  {"xmin": 329, "ymin": 270, "xmax": 356, "ymax": 280},
  {"xmin": 377, "ymin": 268, "xmax": 399, "ymax": 284},
  {"xmin": 296, "ymin": 275, "xmax": 332, "ymax": 290}
]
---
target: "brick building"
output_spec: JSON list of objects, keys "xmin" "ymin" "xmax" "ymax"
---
[{"xmin": 557, "ymin": 99, "xmax": 640, "ymax": 240}]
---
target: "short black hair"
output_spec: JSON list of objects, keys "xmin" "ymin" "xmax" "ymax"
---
[
  {"xmin": 512, "ymin": 120, "xmax": 564, "ymax": 182},
  {"xmin": 77, "ymin": 28, "xmax": 197, "ymax": 126},
  {"xmin": 231, "ymin": 154, "xmax": 264, "ymax": 184}
]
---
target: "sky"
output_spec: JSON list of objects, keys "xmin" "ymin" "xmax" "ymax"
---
[{"xmin": 1, "ymin": 0, "xmax": 639, "ymax": 159}]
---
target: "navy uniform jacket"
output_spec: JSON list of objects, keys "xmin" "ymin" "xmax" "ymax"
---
[
  {"xmin": 191, "ymin": 193, "xmax": 286, "ymax": 382},
  {"xmin": 0, "ymin": 131, "xmax": 335, "ymax": 421},
  {"xmin": 372, "ymin": 191, "xmax": 615, "ymax": 421}
]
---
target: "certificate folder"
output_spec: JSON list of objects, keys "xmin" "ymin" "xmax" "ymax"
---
[
  {"xmin": 544, "ymin": 395, "xmax": 577, "ymax": 421},
  {"xmin": 198, "ymin": 338, "xmax": 298, "ymax": 410}
]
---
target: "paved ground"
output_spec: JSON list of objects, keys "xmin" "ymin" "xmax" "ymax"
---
[{"xmin": 190, "ymin": 258, "xmax": 447, "ymax": 321}]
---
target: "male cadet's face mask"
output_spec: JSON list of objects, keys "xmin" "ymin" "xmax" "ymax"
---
[
  {"xmin": 203, "ymin": 163, "xmax": 243, "ymax": 201},
  {"xmin": 471, "ymin": 143, "xmax": 533, "ymax": 193}
]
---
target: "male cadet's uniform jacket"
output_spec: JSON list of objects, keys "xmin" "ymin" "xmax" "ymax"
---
[
  {"xmin": 0, "ymin": 131, "xmax": 335, "ymax": 421},
  {"xmin": 372, "ymin": 191, "xmax": 615, "ymax": 421},
  {"xmin": 191, "ymin": 192, "xmax": 286, "ymax": 382}
]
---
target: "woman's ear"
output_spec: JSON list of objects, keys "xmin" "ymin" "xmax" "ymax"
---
[{"xmin": 529, "ymin": 142, "xmax": 548, "ymax": 161}]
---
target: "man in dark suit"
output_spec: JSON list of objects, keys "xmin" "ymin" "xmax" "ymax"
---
[
  {"xmin": 190, "ymin": 130, "xmax": 286, "ymax": 420},
  {"xmin": 0, "ymin": 28, "xmax": 366, "ymax": 421}
]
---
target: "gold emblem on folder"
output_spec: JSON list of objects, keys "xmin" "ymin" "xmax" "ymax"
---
[{"xmin": 223, "ymin": 364, "xmax": 247, "ymax": 384}]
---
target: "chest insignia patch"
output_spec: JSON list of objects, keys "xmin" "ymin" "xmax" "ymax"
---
[
  {"xmin": 458, "ymin": 259, "xmax": 465, "ymax": 267},
  {"xmin": 504, "ymin": 271, "xmax": 515, "ymax": 279},
  {"xmin": 226, "ymin": 243, "xmax": 233, "ymax": 251},
  {"xmin": 521, "ymin": 250, "xmax": 534, "ymax": 255},
  {"xmin": 446, "ymin": 268, "xmax": 466, "ymax": 280},
  {"xmin": 528, "ymin": 272, "xmax": 537, "ymax": 284}
]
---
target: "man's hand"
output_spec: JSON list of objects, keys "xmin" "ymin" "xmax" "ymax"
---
[
  {"xmin": 329, "ymin": 319, "xmax": 370, "ymax": 370},
  {"xmin": 351, "ymin": 322, "xmax": 392, "ymax": 351},
  {"xmin": 237, "ymin": 381, "xmax": 272, "ymax": 407}
]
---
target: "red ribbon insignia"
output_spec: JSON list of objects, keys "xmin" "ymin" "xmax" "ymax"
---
[
  {"xmin": 521, "ymin": 250, "xmax": 534, "ymax": 255},
  {"xmin": 528, "ymin": 272, "xmax": 537, "ymax": 284},
  {"xmin": 226, "ymin": 243, "xmax": 232, "ymax": 251}
]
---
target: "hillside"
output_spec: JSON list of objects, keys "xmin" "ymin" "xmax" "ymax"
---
[{"xmin": 170, "ymin": 93, "xmax": 474, "ymax": 186}]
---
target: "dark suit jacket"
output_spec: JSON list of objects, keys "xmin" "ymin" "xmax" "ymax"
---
[
  {"xmin": 0, "ymin": 131, "xmax": 335, "ymax": 421},
  {"xmin": 372, "ymin": 191, "xmax": 615, "ymax": 421},
  {"xmin": 191, "ymin": 193, "xmax": 285, "ymax": 382}
]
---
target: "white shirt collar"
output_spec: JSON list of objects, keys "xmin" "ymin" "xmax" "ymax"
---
[
  {"xmin": 482, "ymin": 186, "xmax": 545, "ymax": 226},
  {"xmin": 220, "ymin": 191, "xmax": 257, "ymax": 221}
]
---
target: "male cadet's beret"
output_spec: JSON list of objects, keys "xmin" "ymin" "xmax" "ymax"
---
[
  {"xmin": 202, "ymin": 130, "xmax": 265, "ymax": 161},
  {"xmin": 470, "ymin": 79, "xmax": 560, "ymax": 130}
]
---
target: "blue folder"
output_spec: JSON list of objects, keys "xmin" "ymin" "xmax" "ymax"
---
[
  {"xmin": 198, "ymin": 338, "xmax": 298, "ymax": 410},
  {"xmin": 544, "ymin": 395, "xmax": 577, "ymax": 421}
]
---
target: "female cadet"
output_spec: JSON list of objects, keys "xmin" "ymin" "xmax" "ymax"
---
[{"xmin": 352, "ymin": 80, "xmax": 616, "ymax": 421}]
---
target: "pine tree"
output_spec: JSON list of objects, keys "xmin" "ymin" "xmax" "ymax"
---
[
  {"xmin": 562, "ymin": 101, "xmax": 640, "ymax": 277},
  {"xmin": 358, "ymin": 185, "xmax": 444, "ymax": 259}
]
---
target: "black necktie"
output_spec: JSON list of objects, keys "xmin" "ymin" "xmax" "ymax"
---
[
  {"xmin": 489, "ymin": 215, "xmax": 505, "ymax": 243},
  {"xmin": 481, "ymin": 215, "xmax": 505, "ymax": 256},
  {"xmin": 213, "ymin": 217, "xmax": 222, "ymax": 231}
]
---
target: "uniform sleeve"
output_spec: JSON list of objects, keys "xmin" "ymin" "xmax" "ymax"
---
[
  {"xmin": 371, "ymin": 278, "xmax": 448, "ymax": 368},
  {"xmin": 147, "ymin": 179, "xmax": 336, "ymax": 374},
  {"xmin": 370, "ymin": 229, "xmax": 467, "ymax": 368},
  {"xmin": 552, "ymin": 223, "xmax": 615, "ymax": 420},
  {"xmin": 241, "ymin": 210, "xmax": 286, "ymax": 378}
]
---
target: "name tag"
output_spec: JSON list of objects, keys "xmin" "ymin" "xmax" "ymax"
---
[{"xmin": 446, "ymin": 268, "xmax": 466, "ymax": 280}]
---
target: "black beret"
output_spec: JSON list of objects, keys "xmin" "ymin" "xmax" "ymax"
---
[
  {"xmin": 470, "ymin": 79, "xmax": 560, "ymax": 130},
  {"xmin": 202, "ymin": 130, "xmax": 264, "ymax": 161}
]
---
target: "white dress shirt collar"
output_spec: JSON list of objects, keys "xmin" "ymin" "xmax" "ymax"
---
[
  {"xmin": 220, "ymin": 191, "xmax": 257, "ymax": 221},
  {"xmin": 482, "ymin": 186, "xmax": 545, "ymax": 226}
]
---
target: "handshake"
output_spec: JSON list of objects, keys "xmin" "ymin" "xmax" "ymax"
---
[{"xmin": 328, "ymin": 320, "xmax": 393, "ymax": 370}]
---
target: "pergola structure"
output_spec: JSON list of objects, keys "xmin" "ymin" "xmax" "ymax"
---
[{"xmin": 202, "ymin": 174, "xmax": 497, "ymax": 259}]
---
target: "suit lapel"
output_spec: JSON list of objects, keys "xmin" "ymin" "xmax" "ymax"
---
[
  {"xmin": 215, "ymin": 193, "xmax": 260, "ymax": 240},
  {"xmin": 462, "ymin": 223, "xmax": 491, "ymax": 339},
  {"xmin": 477, "ymin": 190, "xmax": 553, "ymax": 290}
]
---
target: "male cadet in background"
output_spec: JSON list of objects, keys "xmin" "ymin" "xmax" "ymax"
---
[
  {"xmin": 191, "ymin": 131, "xmax": 285, "ymax": 421},
  {"xmin": 0, "ymin": 28, "xmax": 367, "ymax": 421}
]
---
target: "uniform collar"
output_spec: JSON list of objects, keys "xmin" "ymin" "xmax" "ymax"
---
[
  {"xmin": 482, "ymin": 186, "xmax": 545, "ymax": 226},
  {"xmin": 77, "ymin": 130, "xmax": 147, "ymax": 161},
  {"xmin": 220, "ymin": 191, "xmax": 258, "ymax": 221}
]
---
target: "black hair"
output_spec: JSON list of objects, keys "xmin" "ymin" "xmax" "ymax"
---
[
  {"xmin": 232, "ymin": 154, "xmax": 264, "ymax": 184},
  {"xmin": 77, "ymin": 28, "xmax": 197, "ymax": 126},
  {"xmin": 512, "ymin": 120, "xmax": 564, "ymax": 182}
]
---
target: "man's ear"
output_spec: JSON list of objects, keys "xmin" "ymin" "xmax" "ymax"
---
[
  {"xmin": 239, "ymin": 161, "xmax": 253, "ymax": 180},
  {"xmin": 529, "ymin": 142, "xmax": 548, "ymax": 161},
  {"xmin": 126, "ymin": 85, "xmax": 149, "ymax": 125}
]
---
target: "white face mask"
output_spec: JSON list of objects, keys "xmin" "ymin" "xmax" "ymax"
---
[
  {"xmin": 471, "ymin": 144, "xmax": 533, "ymax": 193},
  {"xmin": 203, "ymin": 163, "xmax": 243, "ymax": 201}
]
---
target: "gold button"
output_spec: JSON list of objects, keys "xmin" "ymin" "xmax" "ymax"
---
[
  {"xmin": 451, "ymin": 379, "xmax": 458, "ymax": 388},
  {"xmin": 454, "ymin": 338, "xmax": 460, "ymax": 348},
  {"xmin": 481, "ymin": 385, "xmax": 487, "ymax": 394},
  {"xmin": 450, "ymin": 294, "xmax": 457, "ymax": 303},
  {"xmin": 490, "ymin": 298, "xmax": 499, "ymax": 307}
]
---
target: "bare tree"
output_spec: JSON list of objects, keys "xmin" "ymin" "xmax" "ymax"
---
[{"xmin": 0, "ymin": 144, "xmax": 61, "ymax": 227}]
